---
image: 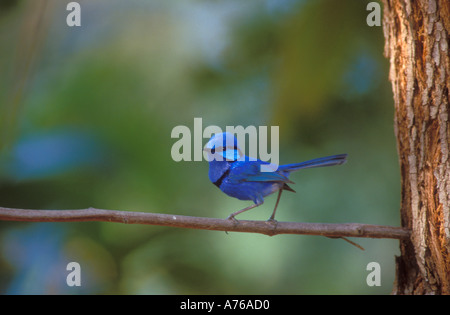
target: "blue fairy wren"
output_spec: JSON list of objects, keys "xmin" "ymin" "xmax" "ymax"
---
[{"xmin": 204, "ymin": 132, "xmax": 347, "ymax": 221}]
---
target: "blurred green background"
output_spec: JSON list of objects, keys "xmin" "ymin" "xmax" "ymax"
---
[{"xmin": 0, "ymin": 0, "xmax": 400, "ymax": 294}]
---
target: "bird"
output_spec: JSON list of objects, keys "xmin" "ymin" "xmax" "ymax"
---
[{"xmin": 204, "ymin": 132, "xmax": 347, "ymax": 221}]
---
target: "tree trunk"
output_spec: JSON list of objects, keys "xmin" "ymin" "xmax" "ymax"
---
[{"xmin": 382, "ymin": 0, "xmax": 450, "ymax": 294}]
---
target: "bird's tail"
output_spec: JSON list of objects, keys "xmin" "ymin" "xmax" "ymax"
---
[{"xmin": 279, "ymin": 154, "xmax": 348, "ymax": 173}]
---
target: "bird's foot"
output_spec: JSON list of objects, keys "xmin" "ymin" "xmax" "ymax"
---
[
  {"xmin": 225, "ymin": 214, "xmax": 239, "ymax": 235},
  {"xmin": 226, "ymin": 214, "xmax": 239, "ymax": 223},
  {"xmin": 265, "ymin": 217, "xmax": 278, "ymax": 236},
  {"xmin": 266, "ymin": 216, "xmax": 278, "ymax": 226},
  {"xmin": 266, "ymin": 214, "xmax": 278, "ymax": 223}
]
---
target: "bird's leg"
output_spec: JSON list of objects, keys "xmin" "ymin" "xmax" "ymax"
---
[
  {"xmin": 227, "ymin": 202, "xmax": 263, "ymax": 221},
  {"xmin": 268, "ymin": 189, "xmax": 283, "ymax": 222}
]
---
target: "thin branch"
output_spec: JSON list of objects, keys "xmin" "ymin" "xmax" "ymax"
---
[{"xmin": 0, "ymin": 206, "xmax": 410, "ymax": 241}]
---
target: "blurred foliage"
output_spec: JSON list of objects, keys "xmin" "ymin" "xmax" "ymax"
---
[{"xmin": 0, "ymin": 0, "xmax": 399, "ymax": 294}]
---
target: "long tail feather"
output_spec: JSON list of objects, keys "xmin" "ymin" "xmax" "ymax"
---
[{"xmin": 279, "ymin": 154, "xmax": 347, "ymax": 172}]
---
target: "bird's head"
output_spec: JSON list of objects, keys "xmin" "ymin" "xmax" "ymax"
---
[{"xmin": 204, "ymin": 132, "xmax": 244, "ymax": 162}]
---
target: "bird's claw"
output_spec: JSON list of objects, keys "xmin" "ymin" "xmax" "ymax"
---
[
  {"xmin": 225, "ymin": 214, "xmax": 239, "ymax": 235},
  {"xmin": 226, "ymin": 214, "xmax": 239, "ymax": 223},
  {"xmin": 266, "ymin": 217, "xmax": 278, "ymax": 232},
  {"xmin": 266, "ymin": 216, "xmax": 278, "ymax": 223}
]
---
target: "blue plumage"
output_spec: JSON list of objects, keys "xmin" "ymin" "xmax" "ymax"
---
[{"xmin": 204, "ymin": 132, "xmax": 347, "ymax": 221}]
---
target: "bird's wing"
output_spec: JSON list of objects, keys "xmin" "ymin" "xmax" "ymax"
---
[{"xmin": 227, "ymin": 162, "xmax": 293, "ymax": 184}]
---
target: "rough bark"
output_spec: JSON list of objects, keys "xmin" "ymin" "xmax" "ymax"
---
[{"xmin": 382, "ymin": 0, "xmax": 450, "ymax": 294}]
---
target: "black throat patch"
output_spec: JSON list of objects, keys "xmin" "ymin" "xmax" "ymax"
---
[{"xmin": 213, "ymin": 168, "xmax": 231, "ymax": 188}]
